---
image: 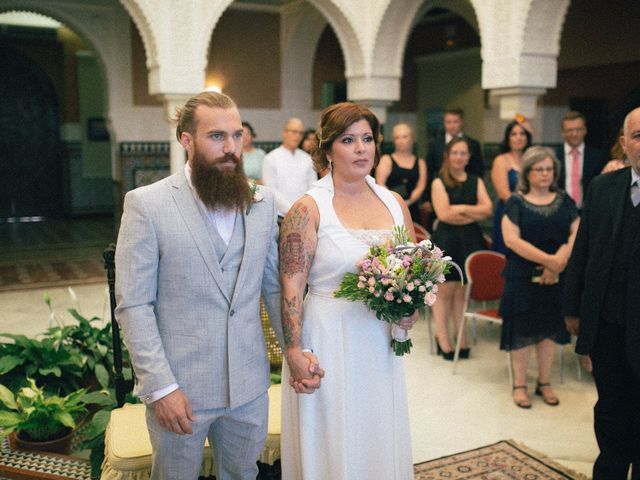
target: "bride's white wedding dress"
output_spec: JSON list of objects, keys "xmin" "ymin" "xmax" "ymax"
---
[{"xmin": 280, "ymin": 174, "xmax": 413, "ymax": 479}]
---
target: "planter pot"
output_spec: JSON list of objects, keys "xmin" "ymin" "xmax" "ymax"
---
[{"xmin": 11, "ymin": 428, "xmax": 74, "ymax": 455}]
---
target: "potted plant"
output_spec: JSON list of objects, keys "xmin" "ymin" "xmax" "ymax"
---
[{"xmin": 0, "ymin": 378, "xmax": 110, "ymax": 454}]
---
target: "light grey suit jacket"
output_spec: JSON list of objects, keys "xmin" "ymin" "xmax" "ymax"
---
[{"xmin": 115, "ymin": 170, "xmax": 283, "ymax": 410}]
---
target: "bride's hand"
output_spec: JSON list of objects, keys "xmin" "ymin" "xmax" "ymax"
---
[
  {"xmin": 286, "ymin": 349, "xmax": 324, "ymax": 394},
  {"xmin": 398, "ymin": 311, "xmax": 419, "ymax": 331}
]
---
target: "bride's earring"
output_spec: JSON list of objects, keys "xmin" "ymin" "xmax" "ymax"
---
[{"xmin": 329, "ymin": 160, "xmax": 333, "ymax": 173}]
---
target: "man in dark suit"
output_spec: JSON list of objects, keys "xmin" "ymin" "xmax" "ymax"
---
[
  {"xmin": 421, "ymin": 108, "xmax": 483, "ymax": 228},
  {"xmin": 426, "ymin": 108, "xmax": 484, "ymax": 183},
  {"xmin": 564, "ymin": 107, "xmax": 640, "ymax": 480},
  {"xmin": 556, "ymin": 111, "xmax": 605, "ymax": 209}
]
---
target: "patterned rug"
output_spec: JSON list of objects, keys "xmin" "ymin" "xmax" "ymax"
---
[
  {"xmin": 0, "ymin": 438, "xmax": 91, "ymax": 480},
  {"xmin": 414, "ymin": 439, "xmax": 589, "ymax": 479}
]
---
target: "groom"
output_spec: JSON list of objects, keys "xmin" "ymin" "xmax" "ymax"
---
[{"xmin": 115, "ymin": 91, "xmax": 321, "ymax": 479}]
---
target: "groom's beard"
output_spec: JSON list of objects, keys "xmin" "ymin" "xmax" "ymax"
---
[{"xmin": 191, "ymin": 150, "xmax": 250, "ymax": 211}]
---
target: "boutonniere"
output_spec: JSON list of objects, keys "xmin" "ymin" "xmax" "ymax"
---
[{"xmin": 246, "ymin": 181, "xmax": 264, "ymax": 215}]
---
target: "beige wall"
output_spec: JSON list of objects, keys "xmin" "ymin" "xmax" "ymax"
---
[
  {"xmin": 415, "ymin": 48, "xmax": 483, "ymax": 155},
  {"xmin": 558, "ymin": 0, "xmax": 640, "ymax": 70},
  {"xmin": 206, "ymin": 9, "xmax": 280, "ymax": 108}
]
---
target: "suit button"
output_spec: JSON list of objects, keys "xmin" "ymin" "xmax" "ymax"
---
[{"xmin": 230, "ymin": 309, "xmax": 235, "ymax": 316}]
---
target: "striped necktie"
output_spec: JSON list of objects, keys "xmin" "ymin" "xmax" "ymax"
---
[{"xmin": 632, "ymin": 180, "xmax": 640, "ymax": 207}]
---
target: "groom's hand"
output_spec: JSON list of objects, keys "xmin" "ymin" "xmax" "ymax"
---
[
  {"xmin": 286, "ymin": 349, "xmax": 324, "ymax": 394},
  {"xmin": 152, "ymin": 389, "xmax": 194, "ymax": 435}
]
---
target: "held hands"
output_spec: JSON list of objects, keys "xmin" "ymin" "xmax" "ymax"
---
[
  {"xmin": 152, "ymin": 388, "xmax": 194, "ymax": 435},
  {"xmin": 286, "ymin": 348, "xmax": 325, "ymax": 395}
]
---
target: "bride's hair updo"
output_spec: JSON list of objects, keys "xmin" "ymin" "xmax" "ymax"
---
[{"xmin": 311, "ymin": 102, "xmax": 381, "ymax": 172}]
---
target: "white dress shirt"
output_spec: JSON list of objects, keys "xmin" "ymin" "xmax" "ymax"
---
[{"xmin": 261, "ymin": 146, "xmax": 317, "ymax": 217}]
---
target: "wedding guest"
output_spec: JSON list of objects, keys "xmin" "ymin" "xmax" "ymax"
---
[
  {"xmin": 280, "ymin": 102, "xmax": 417, "ymax": 479},
  {"xmin": 490, "ymin": 119, "xmax": 532, "ymax": 253},
  {"xmin": 556, "ymin": 111, "xmax": 605, "ymax": 210},
  {"xmin": 262, "ymin": 118, "xmax": 317, "ymax": 218},
  {"xmin": 500, "ymin": 146, "xmax": 579, "ymax": 409},
  {"xmin": 375, "ymin": 122, "xmax": 427, "ymax": 223},
  {"xmin": 241, "ymin": 121, "xmax": 266, "ymax": 183},
  {"xmin": 424, "ymin": 108, "xmax": 484, "ymax": 230},
  {"xmin": 299, "ymin": 128, "xmax": 316, "ymax": 154},
  {"xmin": 564, "ymin": 107, "xmax": 640, "ymax": 479},
  {"xmin": 430, "ymin": 137, "xmax": 492, "ymax": 360},
  {"xmin": 601, "ymin": 127, "xmax": 629, "ymax": 174}
]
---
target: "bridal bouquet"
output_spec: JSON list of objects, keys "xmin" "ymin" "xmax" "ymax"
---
[{"xmin": 334, "ymin": 226, "xmax": 459, "ymax": 356}]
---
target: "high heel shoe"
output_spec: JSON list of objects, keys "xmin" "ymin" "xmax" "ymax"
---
[
  {"xmin": 459, "ymin": 348, "xmax": 471, "ymax": 359},
  {"xmin": 436, "ymin": 339, "xmax": 454, "ymax": 361},
  {"xmin": 535, "ymin": 381, "xmax": 559, "ymax": 406},
  {"xmin": 512, "ymin": 385, "xmax": 532, "ymax": 409}
]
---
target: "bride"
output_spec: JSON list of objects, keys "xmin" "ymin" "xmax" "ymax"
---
[{"xmin": 279, "ymin": 102, "xmax": 417, "ymax": 479}]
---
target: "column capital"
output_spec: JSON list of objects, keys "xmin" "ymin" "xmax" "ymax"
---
[{"xmin": 489, "ymin": 87, "xmax": 547, "ymax": 120}]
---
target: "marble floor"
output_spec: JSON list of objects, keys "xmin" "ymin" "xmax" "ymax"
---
[{"xmin": 0, "ymin": 282, "xmax": 598, "ymax": 478}]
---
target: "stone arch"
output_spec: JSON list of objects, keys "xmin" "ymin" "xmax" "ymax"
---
[
  {"xmin": 0, "ymin": 2, "xmax": 110, "ymax": 84},
  {"xmin": 280, "ymin": 3, "xmax": 328, "ymax": 110},
  {"xmin": 521, "ymin": 0, "xmax": 570, "ymax": 56},
  {"xmin": 118, "ymin": 0, "xmax": 159, "ymax": 72},
  {"xmin": 307, "ymin": 0, "xmax": 364, "ymax": 78}
]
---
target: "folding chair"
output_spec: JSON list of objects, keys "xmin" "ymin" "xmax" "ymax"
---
[{"xmin": 452, "ymin": 250, "xmax": 512, "ymax": 382}]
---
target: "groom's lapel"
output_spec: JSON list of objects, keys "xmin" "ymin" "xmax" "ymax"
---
[
  {"xmin": 170, "ymin": 173, "xmax": 230, "ymax": 304},
  {"xmin": 231, "ymin": 206, "xmax": 260, "ymax": 306}
]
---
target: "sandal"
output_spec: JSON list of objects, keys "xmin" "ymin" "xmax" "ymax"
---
[
  {"xmin": 512, "ymin": 385, "xmax": 532, "ymax": 409},
  {"xmin": 535, "ymin": 381, "xmax": 559, "ymax": 406}
]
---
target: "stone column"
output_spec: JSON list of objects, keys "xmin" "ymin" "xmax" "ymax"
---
[{"xmin": 162, "ymin": 94, "xmax": 192, "ymax": 174}]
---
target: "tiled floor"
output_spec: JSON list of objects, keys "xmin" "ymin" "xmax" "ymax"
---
[
  {"xmin": 0, "ymin": 217, "xmax": 116, "ymax": 291},
  {"xmin": 0, "ymin": 217, "xmax": 598, "ymax": 478}
]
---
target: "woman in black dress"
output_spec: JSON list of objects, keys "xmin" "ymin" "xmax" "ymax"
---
[
  {"xmin": 431, "ymin": 138, "xmax": 492, "ymax": 360},
  {"xmin": 500, "ymin": 146, "xmax": 580, "ymax": 408},
  {"xmin": 375, "ymin": 123, "xmax": 427, "ymax": 223}
]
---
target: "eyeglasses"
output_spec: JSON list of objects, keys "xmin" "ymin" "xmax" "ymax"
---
[
  {"xmin": 286, "ymin": 129, "xmax": 304, "ymax": 135},
  {"xmin": 531, "ymin": 167, "xmax": 554, "ymax": 173}
]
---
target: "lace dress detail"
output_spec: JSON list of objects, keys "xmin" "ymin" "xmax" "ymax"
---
[{"xmin": 346, "ymin": 229, "xmax": 393, "ymax": 247}]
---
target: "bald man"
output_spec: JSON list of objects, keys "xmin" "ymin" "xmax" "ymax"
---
[
  {"xmin": 564, "ymin": 107, "xmax": 640, "ymax": 480},
  {"xmin": 262, "ymin": 118, "xmax": 317, "ymax": 218}
]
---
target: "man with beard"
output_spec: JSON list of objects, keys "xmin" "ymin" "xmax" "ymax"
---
[{"xmin": 115, "ymin": 91, "xmax": 322, "ymax": 480}]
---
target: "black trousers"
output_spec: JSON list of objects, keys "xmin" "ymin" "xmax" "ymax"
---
[{"xmin": 590, "ymin": 322, "xmax": 640, "ymax": 480}]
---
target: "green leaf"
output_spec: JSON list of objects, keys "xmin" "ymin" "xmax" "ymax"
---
[
  {"xmin": 0, "ymin": 355, "xmax": 25, "ymax": 374},
  {"xmin": 54, "ymin": 411, "xmax": 76, "ymax": 429},
  {"xmin": 0, "ymin": 411, "xmax": 22, "ymax": 427},
  {"xmin": 94, "ymin": 363, "xmax": 110, "ymax": 389},
  {"xmin": 80, "ymin": 391, "xmax": 114, "ymax": 407},
  {"xmin": 0, "ymin": 384, "xmax": 18, "ymax": 409},
  {"xmin": 83, "ymin": 409, "xmax": 112, "ymax": 440},
  {"xmin": 39, "ymin": 366, "xmax": 62, "ymax": 377}
]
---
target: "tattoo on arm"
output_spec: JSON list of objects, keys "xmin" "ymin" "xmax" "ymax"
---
[
  {"xmin": 280, "ymin": 203, "xmax": 315, "ymax": 279},
  {"xmin": 282, "ymin": 295, "xmax": 302, "ymax": 348}
]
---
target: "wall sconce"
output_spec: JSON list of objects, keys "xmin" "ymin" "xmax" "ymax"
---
[{"xmin": 205, "ymin": 84, "xmax": 222, "ymax": 93}]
